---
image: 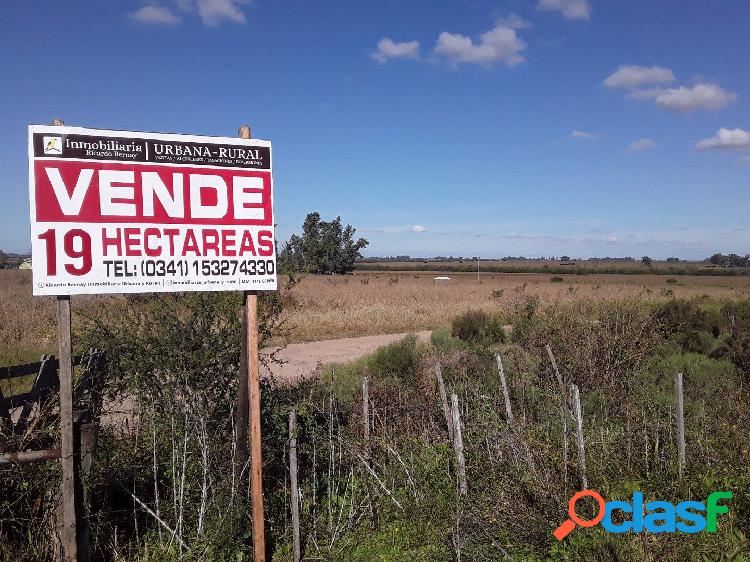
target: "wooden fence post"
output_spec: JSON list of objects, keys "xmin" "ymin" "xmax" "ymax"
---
[
  {"xmin": 288, "ymin": 409, "xmax": 301, "ymax": 562},
  {"xmin": 545, "ymin": 344, "xmax": 565, "ymax": 393},
  {"xmin": 546, "ymin": 344, "xmax": 569, "ymax": 493},
  {"xmin": 571, "ymin": 384, "xmax": 588, "ymax": 489},
  {"xmin": 450, "ymin": 393, "xmax": 467, "ymax": 497},
  {"xmin": 435, "ymin": 362, "xmax": 455, "ymax": 444},
  {"xmin": 494, "ymin": 353, "xmax": 513, "ymax": 425},
  {"xmin": 675, "ymin": 372, "xmax": 686, "ymax": 476}
]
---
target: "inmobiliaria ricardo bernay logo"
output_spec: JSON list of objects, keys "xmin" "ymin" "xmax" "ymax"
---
[{"xmin": 554, "ymin": 489, "xmax": 733, "ymax": 540}]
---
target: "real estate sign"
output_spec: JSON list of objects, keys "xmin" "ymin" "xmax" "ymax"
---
[{"xmin": 28, "ymin": 126, "xmax": 276, "ymax": 295}]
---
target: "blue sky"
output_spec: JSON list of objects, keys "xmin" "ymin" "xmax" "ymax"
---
[{"xmin": 1, "ymin": 0, "xmax": 748, "ymax": 259}]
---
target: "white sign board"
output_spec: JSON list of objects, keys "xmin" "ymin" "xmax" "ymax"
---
[{"xmin": 28, "ymin": 126, "xmax": 276, "ymax": 295}]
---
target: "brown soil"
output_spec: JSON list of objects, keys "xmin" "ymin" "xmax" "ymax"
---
[{"xmin": 261, "ymin": 330, "xmax": 432, "ymax": 381}]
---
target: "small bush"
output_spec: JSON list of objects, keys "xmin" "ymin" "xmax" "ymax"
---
[
  {"xmin": 451, "ymin": 310, "xmax": 505, "ymax": 345},
  {"xmin": 550, "ymin": 275, "xmax": 564, "ymax": 283},
  {"xmin": 430, "ymin": 327, "xmax": 466, "ymax": 352}
]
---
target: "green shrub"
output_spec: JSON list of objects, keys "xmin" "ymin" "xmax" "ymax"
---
[
  {"xmin": 430, "ymin": 327, "xmax": 466, "ymax": 352},
  {"xmin": 320, "ymin": 334, "xmax": 423, "ymax": 405},
  {"xmin": 451, "ymin": 310, "xmax": 505, "ymax": 345},
  {"xmin": 653, "ymin": 298, "xmax": 725, "ymax": 354}
]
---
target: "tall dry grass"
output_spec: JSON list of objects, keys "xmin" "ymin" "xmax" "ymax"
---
[
  {"xmin": 0, "ymin": 270, "xmax": 114, "ymax": 364},
  {"xmin": 2, "ymin": 269, "xmax": 750, "ymax": 360},
  {"xmin": 279, "ymin": 271, "xmax": 750, "ymax": 343}
]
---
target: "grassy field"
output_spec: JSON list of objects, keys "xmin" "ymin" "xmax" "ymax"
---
[
  {"xmin": 4, "ymin": 268, "xmax": 750, "ymax": 560},
  {"xmin": 2, "ymin": 268, "xmax": 750, "ymax": 363},
  {"xmin": 0, "ymin": 270, "xmax": 113, "ymax": 365},
  {"xmin": 282, "ymin": 270, "xmax": 750, "ymax": 343}
]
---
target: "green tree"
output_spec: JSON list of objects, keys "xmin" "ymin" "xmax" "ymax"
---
[
  {"xmin": 641, "ymin": 255, "xmax": 653, "ymax": 266},
  {"xmin": 279, "ymin": 212, "xmax": 368, "ymax": 274},
  {"xmin": 708, "ymin": 253, "xmax": 750, "ymax": 267}
]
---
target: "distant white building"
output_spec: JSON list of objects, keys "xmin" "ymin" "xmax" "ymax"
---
[{"xmin": 19, "ymin": 258, "xmax": 32, "ymax": 270}]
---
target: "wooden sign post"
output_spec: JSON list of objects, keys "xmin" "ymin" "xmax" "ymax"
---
[
  {"xmin": 238, "ymin": 124, "xmax": 266, "ymax": 562},
  {"xmin": 57, "ymin": 295, "xmax": 79, "ymax": 562},
  {"xmin": 49, "ymin": 118, "xmax": 80, "ymax": 562}
]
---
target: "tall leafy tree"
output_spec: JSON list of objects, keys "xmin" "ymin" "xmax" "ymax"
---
[
  {"xmin": 279, "ymin": 212, "xmax": 368, "ymax": 274},
  {"xmin": 709, "ymin": 253, "xmax": 750, "ymax": 267}
]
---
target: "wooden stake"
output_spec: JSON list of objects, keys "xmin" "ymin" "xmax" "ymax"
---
[
  {"xmin": 494, "ymin": 353, "xmax": 513, "ymax": 425},
  {"xmin": 288, "ymin": 409, "xmax": 301, "ymax": 562},
  {"xmin": 675, "ymin": 372, "xmax": 686, "ymax": 476},
  {"xmin": 546, "ymin": 344, "xmax": 569, "ymax": 493},
  {"xmin": 450, "ymin": 393, "xmax": 467, "ymax": 497},
  {"xmin": 545, "ymin": 344, "xmax": 565, "ymax": 394},
  {"xmin": 435, "ymin": 362, "xmax": 454, "ymax": 444},
  {"xmin": 571, "ymin": 384, "xmax": 588, "ymax": 489},
  {"xmin": 245, "ymin": 290, "xmax": 266, "ymax": 561},
  {"xmin": 57, "ymin": 295, "xmax": 79, "ymax": 562}
]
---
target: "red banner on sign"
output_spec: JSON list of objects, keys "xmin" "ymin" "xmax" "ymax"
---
[{"xmin": 34, "ymin": 160, "xmax": 272, "ymax": 226}]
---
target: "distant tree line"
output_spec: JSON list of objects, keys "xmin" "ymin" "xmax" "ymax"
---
[
  {"xmin": 359, "ymin": 255, "xmax": 414, "ymax": 262},
  {"xmin": 707, "ymin": 253, "xmax": 750, "ymax": 267},
  {"xmin": 0, "ymin": 251, "xmax": 28, "ymax": 269},
  {"xmin": 278, "ymin": 212, "xmax": 368, "ymax": 274},
  {"xmin": 356, "ymin": 254, "xmax": 750, "ymax": 267}
]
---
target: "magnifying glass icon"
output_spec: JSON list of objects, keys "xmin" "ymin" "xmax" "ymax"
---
[{"xmin": 553, "ymin": 489, "xmax": 606, "ymax": 540}]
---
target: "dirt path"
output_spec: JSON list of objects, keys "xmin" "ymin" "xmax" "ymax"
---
[{"xmin": 260, "ymin": 330, "xmax": 432, "ymax": 382}]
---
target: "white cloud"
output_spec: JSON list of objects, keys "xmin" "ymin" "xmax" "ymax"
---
[
  {"xmin": 433, "ymin": 21, "xmax": 526, "ymax": 67},
  {"xmin": 570, "ymin": 130, "xmax": 597, "ymax": 139},
  {"xmin": 495, "ymin": 14, "xmax": 531, "ymax": 30},
  {"xmin": 196, "ymin": 0, "xmax": 247, "ymax": 26},
  {"xmin": 410, "ymin": 225, "xmax": 427, "ymax": 233},
  {"xmin": 630, "ymin": 83, "xmax": 736, "ymax": 112},
  {"xmin": 603, "ymin": 65, "xmax": 676, "ymax": 89},
  {"xmin": 628, "ymin": 138, "xmax": 656, "ymax": 151},
  {"xmin": 371, "ymin": 38, "xmax": 420, "ymax": 63},
  {"xmin": 696, "ymin": 128, "xmax": 750, "ymax": 150},
  {"xmin": 536, "ymin": 0, "xmax": 591, "ymax": 20},
  {"xmin": 130, "ymin": 5, "xmax": 181, "ymax": 25},
  {"xmin": 131, "ymin": 0, "xmax": 247, "ymax": 26}
]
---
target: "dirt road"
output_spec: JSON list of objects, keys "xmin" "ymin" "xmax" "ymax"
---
[
  {"xmin": 260, "ymin": 330, "xmax": 432, "ymax": 381},
  {"xmin": 102, "ymin": 331, "xmax": 432, "ymax": 426}
]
